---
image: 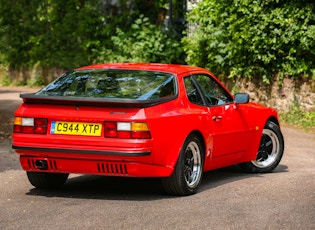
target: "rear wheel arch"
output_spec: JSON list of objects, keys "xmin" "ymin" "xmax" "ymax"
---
[
  {"xmin": 161, "ymin": 132, "xmax": 205, "ymax": 195},
  {"xmin": 189, "ymin": 130, "xmax": 206, "ymax": 160},
  {"xmin": 170, "ymin": 130, "xmax": 206, "ymax": 167}
]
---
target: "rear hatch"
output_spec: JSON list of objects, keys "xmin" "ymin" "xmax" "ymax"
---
[{"xmin": 13, "ymin": 68, "xmax": 177, "ymax": 160}]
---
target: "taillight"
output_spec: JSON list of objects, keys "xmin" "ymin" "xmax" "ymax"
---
[
  {"xmin": 14, "ymin": 117, "xmax": 48, "ymax": 134},
  {"xmin": 104, "ymin": 121, "xmax": 151, "ymax": 139}
]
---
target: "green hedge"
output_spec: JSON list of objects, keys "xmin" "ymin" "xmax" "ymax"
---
[{"xmin": 183, "ymin": 0, "xmax": 315, "ymax": 82}]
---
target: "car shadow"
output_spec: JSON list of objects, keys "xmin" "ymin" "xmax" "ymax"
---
[
  {"xmin": 199, "ymin": 164, "xmax": 288, "ymax": 193},
  {"xmin": 26, "ymin": 175, "xmax": 166, "ymax": 201},
  {"xmin": 25, "ymin": 164, "xmax": 288, "ymax": 200}
]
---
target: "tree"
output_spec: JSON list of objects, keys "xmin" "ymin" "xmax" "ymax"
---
[
  {"xmin": 0, "ymin": 1, "xmax": 45, "ymax": 68},
  {"xmin": 95, "ymin": 15, "xmax": 183, "ymax": 64},
  {"xmin": 0, "ymin": 0, "xmax": 184, "ymax": 73}
]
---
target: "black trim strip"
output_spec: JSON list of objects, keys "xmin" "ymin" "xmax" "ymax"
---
[
  {"xmin": 12, "ymin": 145, "xmax": 150, "ymax": 156},
  {"xmin": 20, "ymin": 93, "xmax": 176, "ymax": 108}
]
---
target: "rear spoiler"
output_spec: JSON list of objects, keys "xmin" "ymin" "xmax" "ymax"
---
[{"xmin": 20, "ymin": 93, "xmax": 175, "ymax": 108}]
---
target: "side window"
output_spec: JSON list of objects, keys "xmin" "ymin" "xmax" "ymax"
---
[
  {"xmin": 184, "ymin": 77, "xmax": 204, "ymax": 105},
  {"xmin": 194, "ymin": 75, "xmax": 233, "ymax": 106}
]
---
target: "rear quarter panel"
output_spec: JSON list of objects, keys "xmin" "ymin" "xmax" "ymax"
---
[{"xmin": 144, "ymin": 99, "xmax": 210, "ymax": 168}]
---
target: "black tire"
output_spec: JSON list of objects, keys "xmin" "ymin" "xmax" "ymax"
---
[
  {"xmin": 161, "ymin": 134, "xmax": 204, "ymax": 196},
  {"xmin": 239, "ymin": 121, "xmax": 284, "ymax": 173},
  {"xmin": 27, "ymin": 172, "xmax": 69, "ymax": 189}
]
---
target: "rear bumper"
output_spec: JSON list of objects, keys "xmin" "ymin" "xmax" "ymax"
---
[
  {"xmin": 13, "ymin": 145, "xmax": 150, "ymax": 156},
  {"xmin": 19, "ymin": 156, "xmax": 173, "ymax": 177}
]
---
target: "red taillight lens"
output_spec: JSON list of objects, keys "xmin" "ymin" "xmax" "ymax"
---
[
  {"xmin": 14, "ymin": 117, "xmax": 47, "ymax": 134},
  {"xmin": 34, "ymin": 118, "xmax": 48, "ymax": 134},
  {"xmin": 13, "ymin": 125, "xmax": 22, "ymax": 133},
  {"xmin": 118, "ymin": 131, "xmax": 132, "ymax": 139},
  {"xmin": 104, "ymin": 121, "xmax": 151, "ymax": 139},
  {"xmin": 104, "ymin": 121, "xmax": 118, "ymax": 138},
  {"xmin": 22, "ymin": 126, "xmax": 35, "ymax": 134},
  {"xmin": 131, "ymin": 131, "xmax": 151, "ymax": 139}
]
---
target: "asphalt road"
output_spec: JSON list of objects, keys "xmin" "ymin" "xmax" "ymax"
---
[{"xmin": 0, "ymin": 87, "xmax": 314, "ymax": 230}]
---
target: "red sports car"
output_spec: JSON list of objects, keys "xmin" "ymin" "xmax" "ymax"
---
[{"xmin": 12, "ymin": 63, "xmax": 284, "ymax": 195}]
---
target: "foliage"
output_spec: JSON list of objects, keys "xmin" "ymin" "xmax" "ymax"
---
[
  {"xmin": 0, "ymin": 0, "xmax": 107, "ymax": 70},
  {"xmin": 0, "ymin": 0, "xmax": 180, "ymax": 72},
  {"xmin": 279, "ymin": 96, "xmax": 315, "ymax": 131},
  {"xmin": 0, "ymin": 75, "xmax": 10, "ymax": 86},
  {"xmin": 0, "ymin": 1, "xmax": 43, "ymax": 68},
  {"xmin": 280, "ymin": 108, "xmax": 315, "ymax": 132},
  {"xmin": 0, "ymin": 65, "xmax": 8, "ymax": 85},
  {"xmin": 96, "ymin": 16, "xmax": 183, "ymax": 64},
  {"xmin": 183, "ymin": 0, "xmax": 315, "ymax": 82}
]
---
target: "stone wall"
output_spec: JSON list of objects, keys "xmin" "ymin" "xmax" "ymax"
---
[{"xmin": 222, "ymin": 77, "xmax": 315, "ymax": 112}]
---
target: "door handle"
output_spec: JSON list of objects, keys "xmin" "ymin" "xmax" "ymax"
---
[{"xmin": 212, "ymin": 116, "xmax": 222, "ymax": 121}]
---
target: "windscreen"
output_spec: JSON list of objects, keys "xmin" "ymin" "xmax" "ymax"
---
[{"xmin": 36, "ymin": 69, "xmax": 176, "ymax": 100}]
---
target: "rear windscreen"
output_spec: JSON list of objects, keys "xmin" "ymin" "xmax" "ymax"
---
[{"xmin": 36, "ymin": 69, "xmax": 177, "ymax": 100}]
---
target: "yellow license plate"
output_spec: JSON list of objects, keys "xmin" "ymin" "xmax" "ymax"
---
[{"xmin": 50, "ymin": 121, "xmax": 102, "ymax": 136}]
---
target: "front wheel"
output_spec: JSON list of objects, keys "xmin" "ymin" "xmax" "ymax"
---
[
  {"xmin": 240, "ymin": 121, "xmax": 284, "ymax": 173},
  {"xmin": 161, "ymin": 135, "xmax": 204, "ymax": 196},
  {"xmin": 27, "ymin": 172, "xmax": 69, "ymax": 189}
]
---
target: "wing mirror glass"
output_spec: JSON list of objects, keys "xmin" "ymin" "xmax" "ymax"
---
[{"xmin": 234, "ymin": 93, "xmax": 249, "ymax": 104}]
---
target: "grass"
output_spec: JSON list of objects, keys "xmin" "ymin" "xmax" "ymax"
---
[{"xmin": 280, "ymin": 107, "xmax": 315, "ymax": 133}]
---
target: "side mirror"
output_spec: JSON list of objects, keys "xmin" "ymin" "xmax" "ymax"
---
[{"xmin": 234, "ymin": 93, "xmax": 249, "ymax": 104}]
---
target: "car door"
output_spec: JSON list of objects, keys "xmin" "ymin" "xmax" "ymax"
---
[{"xmin": 191, "ymin": 74, "xmax": 250, "ymax": 157}]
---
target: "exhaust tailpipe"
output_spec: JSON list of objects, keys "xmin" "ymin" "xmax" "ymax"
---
[{"xmin": 35, "ymin": 160, "xmax": 48, "ymax": 170}]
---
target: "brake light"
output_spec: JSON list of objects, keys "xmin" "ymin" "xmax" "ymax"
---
[
  {"xmin": 104, "ymin": 121, "xmax": 151, "ymax": 139},
  {"xmin": 14, "ymin": 117, "xmax": 48, "ymax": 134}
]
